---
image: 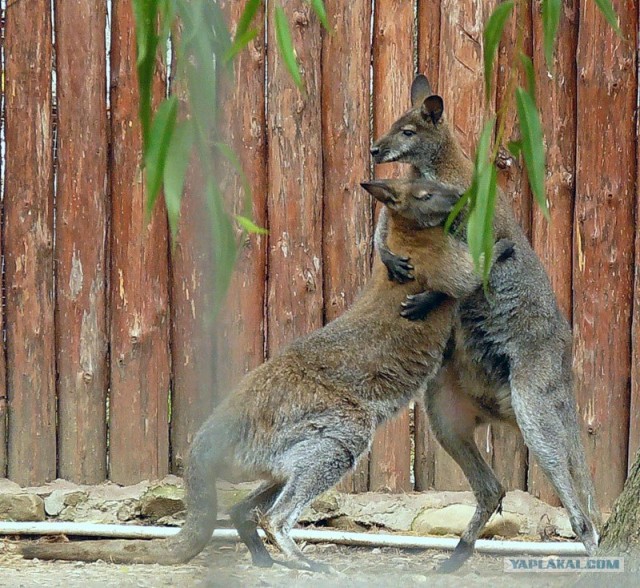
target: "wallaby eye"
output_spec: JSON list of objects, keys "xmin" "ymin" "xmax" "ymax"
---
[
  {"xmin": 416, "ymin": 191, "xmax": 432, "ymax": 200},
  {"xmin": 402, "ymin": 129, "xmax": 416, "ymax": 137}
]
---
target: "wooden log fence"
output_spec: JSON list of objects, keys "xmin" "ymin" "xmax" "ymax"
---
[{"xmin": 0, "ymin": 1, "xmax": 637, "ymax": 512}]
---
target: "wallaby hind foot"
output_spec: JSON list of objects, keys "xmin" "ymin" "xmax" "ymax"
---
[
  {"xmin": 258, "ymin": 437, "xmax": 361, "ymax": 572},
  {"xmin": 510, "ymin": 372, "xmax": 599, "ymax": 554},
  {"xmin": 229, "ymin": 481, "xmax": 284, "ymax": 567},
  {"xmin": 425, "ymin": 373, "xmax": 506, "ymax": 573}
]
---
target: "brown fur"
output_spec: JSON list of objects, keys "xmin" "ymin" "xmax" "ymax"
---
[{"xmin": 21, "ymin": 179, "xmax": 506, "ymax": 570}]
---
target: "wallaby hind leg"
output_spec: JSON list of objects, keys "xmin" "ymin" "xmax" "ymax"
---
[
  {"xmin": 261, "ymin": 437, "xmax": 363, "ymax": 573},
  {"xmin": 510, "ymin": 368, "xmax": 599, "ymax": 554},
  {"xmin": 229, "ymin": 481, "xmax": 284, "ymax": 567},
  {"xmin": 425, "ymin": 372, "xmax": 505, "ymax": 573}
]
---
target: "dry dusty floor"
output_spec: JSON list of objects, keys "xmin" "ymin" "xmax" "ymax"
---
[{"xmin": 1, "ymin": 537, "xmax": 637, "ymax": 587}]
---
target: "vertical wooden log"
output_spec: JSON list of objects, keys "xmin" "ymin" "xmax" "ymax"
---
[
  {"xmin": 168, "ymin": 56, "xmax": 216, "ymax": 473},
  {"xmin": 529, "ymin": 0, "xmax": 579, "ymax": 505},
  {"xmin": 109, "ymin": 0, "xmax": 171, "ymax": 484},
  {"xmin": 4, "ymin": 0, "xmax": 56, "ymax": 485},
  {"xmin": 415, "ymin": 0, "xmax": 442, "ymax": 492},
  {"xmin": 489, "ymin": 0, "xmax": 532, "ymax": 493},
  {"xmin": 632, "ymin": 73, "xmax": 640, "ymax": 470},
  {"xmin": 55, "ymin": 0, "xmax": 109, "ymax": 484},
  {"xmin": 432, "ymin": 0, "xmax": 496, "ymax": 491},
  {"xmin": 0, "ymin": 12, "xmax": 6, "ymax": 478},
  {"xmin": 266, "ymin": 1, "xmax": 324, "ymax": 356},
  {"xmin": 369, "ymin": 0, "xmax": 415, "ymax": 492},
  {"xmin": 323, "ymin": 0, "xmax": 373, "ymax": 493},
  {"xmin": 215, "ymin": 0, "xmax": 268, "ymax": 400},
  {"xmin": 418, "ymin": 0, "xmax": 441, "ymax": 83},
  {"xmin": 573, "ymin": 0, "xmax": 636, "ymax": 510}
]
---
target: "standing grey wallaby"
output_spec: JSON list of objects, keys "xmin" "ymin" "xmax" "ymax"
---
[
  {"xmin": 21, "ymin": 178, "xmax": 514, "ymax": 571},
  {"xmin": 371, "ymin": 74, "xmax": 600, "ymax": 572}
]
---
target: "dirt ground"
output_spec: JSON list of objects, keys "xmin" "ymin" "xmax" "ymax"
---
[{"xmin": 2, "ymin": 537, "xmax": 637, "ymax": 588}]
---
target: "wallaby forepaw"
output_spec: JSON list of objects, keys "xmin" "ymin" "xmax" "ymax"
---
[
  {"xmin": 495, "ymin": 239, "xmax": 515, "ymax": 263},
  {"xmin": 381, "ymin": 250, "xmax": 414, "ymax": 283},
  {"xmin": 400, "ymin": 291, "xmax": 448, "ymax": 321}
]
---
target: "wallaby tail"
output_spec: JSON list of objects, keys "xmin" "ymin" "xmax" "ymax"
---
[
  {"xmin": 21, "ymin": 417, "xmax": 228, "ymax": 564},
  {"xmin": 567, "ymin": 423, "xmax": 602, "ymax": 529}
]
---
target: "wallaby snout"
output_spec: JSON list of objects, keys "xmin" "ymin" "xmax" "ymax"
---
[{"xmin": 370, "ymin": 140, "xmax": 398, "ymax": 164}]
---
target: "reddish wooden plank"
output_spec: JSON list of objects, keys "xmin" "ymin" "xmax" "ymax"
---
[
  {"xmin": 489, "ymin": 0, "xmax": 532, "ymax": 493},
  {"xmin": 433, "ymin": 0, "xmax": 496, "ymax": 491},
  {"xmin": 215, "ymin": 0, "xmax": 268, "ymax": 400},
  {"xmin": 529, "ymin": 0, "xmax": 579, "ymax": 506},
  {"xmin": 109, "ymin": 0, "xmax": 171, "ymax": 484},
  {"xmin": 369, "ymin": 0, "xmax": 415, "ymax": 493},
  {"xmin": 573, "ymin": 0, "xmax": 636, "ymax": 510},
  {"xmin": 168, "ymin": 114, "xmax": 216, "ymax": 472},
  {"xmin": 418, "ymin": 0, "xmax": 441, "ymax": 85},
  {"xmin": 632, "ymin": 62, "xmax": 640, "ymax": 470},
  {"xmin": 266, "ymin": 1, "xmax": 324, "ymax": 356},
  {"xmin": 414, "ymin": 0, "xmax": 442, "ymax": 492},
  {"xmin": 55, "ymin": 0, "xmax": 109, "ymax": 484},
  {"xmin": 4, "ymin": 0, "xmax": 56, "ymax": 485},
  {"xmin": 323, "ymin": 0, "xmax": 373, "ymax": 493},
  {"xmin": 0, "ymin": 11, "xmax": 5, "ymax": 479},
  {"xmin": 632, "ymin": 219, "xmax": 640, "ymax": 469}
]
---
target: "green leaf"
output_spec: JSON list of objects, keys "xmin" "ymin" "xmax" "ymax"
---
[
  {"xmin": 215, "ymin": 142, "xmax": 251, "ymax": 203},
  {"xmin": 275, "ymin": 5, "xmax": 303, "ymax": 88},
  {"xmin": 507, "ymin": 140, "xmax": 522, "ymax": 158},
  {"xmin": 225, "ymin": 28, "xmax": 259, "ymax": 63},
  {"xmin": 466, "ymin": 117, "xmax": 496, "ymax": 276},
  {"xmin": 515, "ymin": 87, "xmax": 548, "ymax": 220},
  {"xmin": 163, "ymin": 121, "xmax": 194, "ymax": 240},
  {"xmin": 144, "ymin": 96, "xmax": 178, "ymax": 219},
  {"xmin": 595, "ymin": 0, "xmax": 622, "ymax": 36},
  {"xmin": 236, "ymin": 0, "xmax": 262, "ymax": 40},
  {"xmin": 541, "ymin": 0, "xmax": 561, "ymax": 71},
  {"xmin": 444, "ymin": 191, "xmax": 470, "ymax": 234},
  {"xmin": 236, "ymin": 215, "xmax": 269, "ymax": 235},
  {"xmin": 308, "ymin": 0, "xmax": 331, "ymax": 30},
  {"xmin": 483, "ymin": 1, "xmax": 514, "ymax": 100},
  {"xmin": 132, "ymin": 0, "xmax": 160, "ymax": 148},
  {"xmin": 205, "ymin": 180, "xmax": 239, "ymax": 313},
  {"xmin": 519, "ymin": 52, "xmax": 536, "ymax": 96}
]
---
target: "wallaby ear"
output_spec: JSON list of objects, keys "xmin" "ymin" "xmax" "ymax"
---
[
  {"xmin": 411, "ymin": 74, "xmax": 433, "ymax": 108},
  {"xmin": 421, "ymin": 95, "xmax": 444, "ymax": 124},
  {"xmin": 360, "ymin": 181, "xmax": 396, "ymax": 204}
]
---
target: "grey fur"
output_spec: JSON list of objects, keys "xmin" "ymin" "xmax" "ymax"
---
[{"xmin": 372, "ymin": 75, "xmax": 600, "ymax": 573}]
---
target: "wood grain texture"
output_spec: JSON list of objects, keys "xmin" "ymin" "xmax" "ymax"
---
[
  {"xmin": 55, "ymin": 0, "xmax": 109, "ymax": 483},
  {"xmin": 418, "ymin": 0, "xmax": 441, "ymax": 85},
  {"xmin": 4, "ymin": 0, "xmax": 56, "ymax": 485},
  {"xmin": 433, "ymin": 0, "xmax": 496, "ymax": 491},
  {"xmin": 0, "ymin": 5, "xmax": 5, "ymax": 478},
  {"xmin": 109, "ymin": 0, "xmax": 171, "ymax": 484},
  {"xmin": 414, "ymin": 0, "xmax": 442, "ymax": 492},
  {"xmin": 369, "ymin": 0, "xmax": 415, "ymax": 492},
  {"xmin": 323, "ymin": 0, "xmax": 373, "ymax": 493},
  {"xmin": 266, "ymin": 1, "xmax": 324, "ymax": 356},
  {"xmin": 528, "ymin": 0, "xmax": 580, "ymax": 506},
  {"xmin": 632, "ymin": 104, "xmax": 640, "ymax": 472},
  {"xmin": 490, "ymin": 0, "xmax": 531, "ymax": 493},
  {"xmin": 167, "ymin": 23, "xmax": 216, "ymax": 474},
  {"xmin": 573, "ymin": 0, "xmax": 636, "ymax": 510},
  {"xmin": 215, "ymin": 0, "xmax": 268, "ymax": 401}
]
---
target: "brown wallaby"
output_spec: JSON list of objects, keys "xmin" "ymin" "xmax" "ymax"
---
[
  {"xmin": 21, "ymin": 178, "xmax": 514, "ymax": 571},
  {"xmin": 371, "ymin": 74, "xmax": 600, "ymax": 573}
]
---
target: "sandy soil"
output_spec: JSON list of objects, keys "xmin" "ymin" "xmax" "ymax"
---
[{"xmin": 3, "ymin": 537, "xmax": 637, "ymax": 588}]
